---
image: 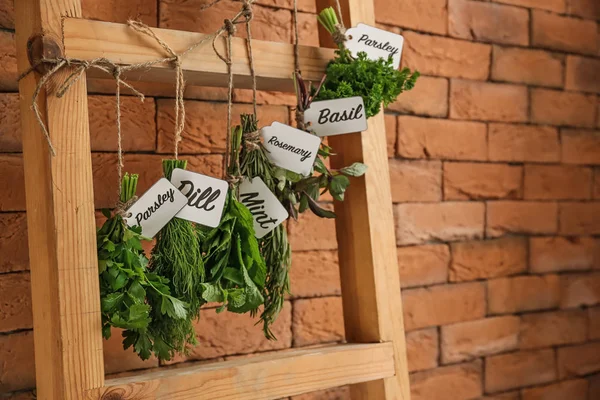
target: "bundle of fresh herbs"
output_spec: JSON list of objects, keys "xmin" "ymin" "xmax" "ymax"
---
[
  {"xmin": 148, "ymin": 159, "xmax": 205, "ymax": 358},
  {"xmin": 239, "ymin": 113, "xmax": 291, "ymax": 339},
  {"xmin": 199, "ymin": 125, "xmax": 267, "ymax": 316},
  {"xmin": 316, "ymin": 7, "xmax": 419, "ymax": 118},
  {"xmin": 97, "ymin": 173, "xmax": 190, "ymax": 360}
]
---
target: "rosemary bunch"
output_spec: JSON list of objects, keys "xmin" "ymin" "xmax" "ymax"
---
[
  {"xmin": 148, "ymin": 159, "xmax": 205, "ymax": 358},
  {"xmin": 239, "ymin": 113, "xmax": 292, "ymax": 339},
  {"xmin": 97, "ymin": 173, "xmax": 189, "ymax": 361}
]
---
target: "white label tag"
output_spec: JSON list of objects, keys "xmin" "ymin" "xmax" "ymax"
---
[
  {"xmin": 239, "ymin": 177, "xmax": 289, "ymax": 239},
  {"xmin": 261, "ymin": 122, "xmax": 321, "ymax": 176},
  {"xmin": 304, "ymin": 96, "xmax": 368, "ymax": 137},
  {"xmin": 124, "ymin": 178, "xmax": 188, "ymax": 238},
  {"xmin": 170, "ymin": 168, "xmax": 228, "ymax": 228},
  {"xmin": 345, "ymin": 23, "xmax": 404, "ymax": 69}
]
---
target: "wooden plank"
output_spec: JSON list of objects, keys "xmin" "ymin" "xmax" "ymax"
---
[
  {"xmin": 316, "ymin": 1, "xmax": 411, "ymax": 399},
  {"xmin": 63, "ymin": 18, "xmax": 335, "ymax": 92},
  {"xmin": 14, "ymin": 1, "xmax": 104, "ymax": 399},
  {"xmin": 86, "ymin": 343, "xmax": 395, "ymax": 400}
]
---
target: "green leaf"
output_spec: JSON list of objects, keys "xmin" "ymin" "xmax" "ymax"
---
[
  {"xmin": 306, "ymin": 195, "xmax": 336, "ymax": 219},
  {"xmin": 330, "ymin": 175, "xmax": 350, "ymax": 201},
  {"xmin": 101, "ymin": 208, "xmax": 112, "ymax": 219},
  {"xmin": 340, "ymin": 162, "xmax": 368, "ymax": 177}
]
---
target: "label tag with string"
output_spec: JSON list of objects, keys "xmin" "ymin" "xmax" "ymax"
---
[
  {"xmin": 304, "ymin": 96, "xmax": 368, "ymax": 137},
  {"xmin": 239, "ymin": 177, "xmax": 289, "ymax": 238},
  {"xmin": 124, "ymin": 178, "xmax": 188, "ymax": 238},
  {"xmin": 261, "ymin": 122, "xmax": 321, "ymax": 176},
  {"xmin": 345, "ymin": 23, "xmax": 404, "ymax": 69},
  {"xmin": 170, "ymin": 168, "xmax": 229, "ymax": 228}
]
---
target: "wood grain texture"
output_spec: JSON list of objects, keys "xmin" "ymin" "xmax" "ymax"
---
[
  {"xmin": 316, "ymin": 0, "xmax": 411, "ymax": 399},
  {"xmin": 63, "ymin": 18, "xmax": 335, "ymax": 93},
  {"xmin": 86, "ymin": 343, "xmax": 395, "ymax": 400},
  {"xmin": 14, "ymin": 0, "xmax": 104, "ymax": 399}
]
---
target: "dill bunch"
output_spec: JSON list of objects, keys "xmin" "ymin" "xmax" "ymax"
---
[{"xmin": 147, "ymin": 159, "xmax": 206, "ymax": 358}]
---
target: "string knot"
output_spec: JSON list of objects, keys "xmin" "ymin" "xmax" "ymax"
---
[
  {"xmin": 332, "ymin": 24, "xmax": 347, "ymax": 45},
  {"xmin": 242, "ymin": 2, "xmax": 253, "ymax": 21},
  {"xmin": 115, "ymin": 196, "xmax": 139, "ymax": 218},
  {"xmin": 224, "ymin": 19, "xmax": 237, "ymax": 36},
  {"xmin": 243, "ymin": 130, "xmax": 261, "ymax": 151}
]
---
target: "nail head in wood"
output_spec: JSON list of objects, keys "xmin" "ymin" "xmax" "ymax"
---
[{"xmin": 27, "ymin": 34, "xmax": 63, "ymax": 74}]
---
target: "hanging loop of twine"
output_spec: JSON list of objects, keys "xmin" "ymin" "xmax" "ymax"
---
[{"xmin": 243, "ymin": 130, "xmax": 261, "ymax": 151}]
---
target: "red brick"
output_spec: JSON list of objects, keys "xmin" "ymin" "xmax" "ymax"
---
[
  {"xmin": 0, "ymin": 30, "xmax": 17, "ymax": 92},
  {"xmin": 0, "ymin": 154, "xmax": 24, "ymax": 211},
  {"xmin": 0, "ymin": 331, "xmax": 35, "ymax": 392},
  {"xmin": 520, "ymin": 310, "xmax": 587, "ymax": 349},
  {"xmin": 170, "ymin": 302, "xmax": 292, "ymax": 363},
  {"xmin": 532, "ymin": 10, "xmax": 598, "ymax": 55},
  {"xmin": 441, "ymin": 316, "xmax": 519, "ymax": 364},
  {"xmin": 254, "ymin": 0, "xmax": 316, "ymax": 13},
  {"xmin": 395, "ymin": 202, "xmax": 485, "ymax": 245},
  {"xmin": 81, "ymin": 0, "xmax": 157, "ymax": 25},
  {"xmin": 481, "ymin": 393, "xmax": 520, "ymax": 400},
  {"xmin": 591, "ymin": 374, "xmax": 600, "ymax": 400},
  {"xmin": 390, "ymin": 160, "xmax": 442, "ymax": 202},
  {"xmin": 410, "ymin": 360, "xmax": 483, "ymax": 400},
  {"xmin": 524, "ymin": 165, "xmax": 592, "ymax": 200},
  {"xmin": 160, "ymin": 1, "xmax": 292, "ymax": 43},
  {"xmin": 398, "ymin": 116, "xmax": 487, "ymax": 161},
  {"xmin": 385, "ymin": 114, "xmax": 397, "ymax": 158},
  {"xmin": 451, "ymin": 80, "xmax": 528, "ymax": 123},
  {"xmin": 0, "ymin": 213, "xmax": 28, "ymax": 273},
  {"xmin": 493, "ymin": 0, "xmax": 566, "ymax": 13},
  {"xmin": 530, "ymin": 237, "xmax": 600, "ymax": 273},
  {"xmin": 92, "ymin": 153, "xmax": 224, "ymax": 209},
  {"xmin": 560, "ymin": 272, "xmax": 600, "ymax": 308},
  {"xmin": 450, "ymin": 237, "xmax": 527, "ymax": 282},
  {"xmin": 566, "ymin": 56, "xmax": 600, "ymax": 94},
  {"xmin": 406, "ymin": 328, "xmax": 439, "ymax": 372},
  {"xmin": 590, "ymin": 307, "xmax": 600, "ymax": 339},
  {"xmin": 374, "ymin": 0, "xmax": 448, "ymax": 35},
  {"xmin": 489, "ymin": 123, "xmax": 560, "ymax": 163},
  {"xmin": 292, "ymin": 297, "xmax": 344, "ymax": 347},
  {"xmin": 567, "ymin": 0, "xmax": 600, "ymax": 19},
  {"xmin": 485, "ymin": 349, "xmax": 557, "ymax": 393},
  {"xmin": 486, "ymin": 201, "xmax": 558, "ymax": 237},
  {"xmin": 532, "ymin": 89, "xmax": 597, "ymax": 128},
  {"xmin": 492, "ymin": 46, "xmax": 563, "ymax": 88},
  {"xmin": 388, "ymin": 76, "xmax": 449, "ymax": 118},
  {"xmin": 521, "ymin": 379, "xmax": 588, "ymax": 400},
  {"xmin": 288, "ymin": 204, "xmax": 337, "ymax": 251},
  {"xmin": 558, "ymin": 342, "xmax": 600, "ymax": 378},
  {"xmin": 0, "ymin": 93, "xmax": 20, "ymax": 152},
  {"xmin": 559, "ymin": 202, "xmax": 600, "ymax": 236},
  {"xmin": 157, "ymin": 101, "xmax": 288, "ymax": 154},
  {"xmin": 103, "ymin": 328, "xmax": 158, "ymax": 374},
  {"xmin": 289, "ymin": 251, "xmax": 341, "ymax": 298},
  {"xmin": 291, "ymin": 386, "xmax": 350, "ymax": 400},
  {"xmin": 562, "ymin": 129, "xmax": 600, "ymax": 164},
  {"xmin": 449, "ymin": 0, "xmax": 529, "ymax": 46},
  {"xmin": 295, "ymin": 11, "xmax": 320, "ymax": 47},
  {"xmin": 397, "ymin": 244, "xmax": 449, "ymax": 288},
  {"xmin": 0, "ymin": 0, "xmax": 13, "ymax": 29},
  {"xmin": 402, "ymin": 31, "xmax": 491, "ymax": 80},
  {"xmin": 488, "ymin": 275, "xmax": 560, "ymax": 314},
  {"xmin": 402, "ymin": 282, "xmax": 486, "ymax": 331},
  {"xmin": 0, "ymin": 273, "xmax": 31, "ymax": 333},
  {"xmin": 444, "ymin": 162, "xmax": 523, "ymax": 200},
  {"xmin": 595, "ymin": 169, "xmax": 600, "ymax": 198}
]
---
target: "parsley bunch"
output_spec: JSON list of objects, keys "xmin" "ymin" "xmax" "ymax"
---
[
  {"xmin": 97, "ymin": 173, "xmax": 190, "ymax": 361},
  {"xmin": 316, "ymin": 7, "xmax": 420, "ymax": 118}
]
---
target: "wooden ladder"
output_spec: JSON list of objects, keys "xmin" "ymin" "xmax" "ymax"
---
[{"xmin": 14, "ymin": 0, "xmax": 410, "ymax": 399}]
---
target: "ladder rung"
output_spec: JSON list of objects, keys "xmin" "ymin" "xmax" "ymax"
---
[
  {"xmin": 86, "ymin": 342, "xmax": 395, "ymax": 400},
  {"xmin": 63, "ymin": 18, "xmax": 335, "ymax": 93}
]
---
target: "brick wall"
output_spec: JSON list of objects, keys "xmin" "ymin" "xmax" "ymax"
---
[{"xmin": 0, "ymin": 0, "xmax": 599, "ymax": 399}]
